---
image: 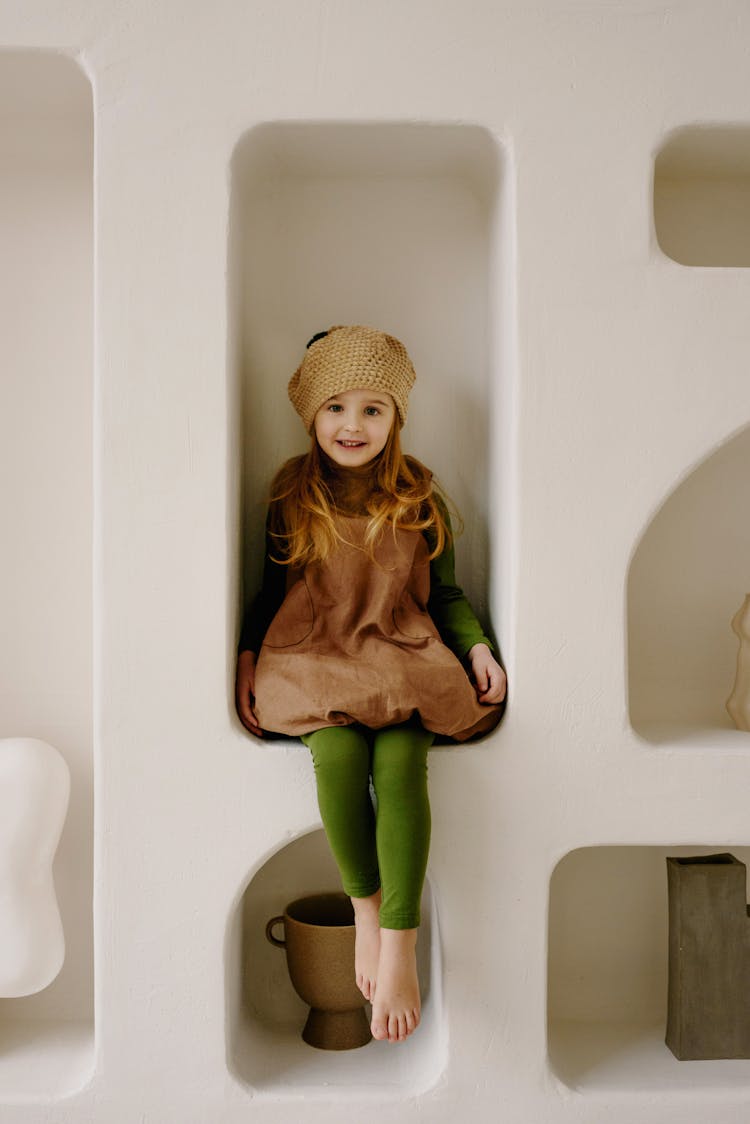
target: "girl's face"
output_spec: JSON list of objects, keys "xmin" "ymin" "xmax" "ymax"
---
[{"xmin": 313, "ymin": 387, "xmax": 396, "ymax": 468}]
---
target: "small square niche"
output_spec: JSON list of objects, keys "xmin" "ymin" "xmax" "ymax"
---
[
  {"xmin": 548, "ymin": 845, "xmax": 750, "ymax": 1094},
  {"xmin": 654, "ymin": 126, "xmax": 750, "ymax": 266}
]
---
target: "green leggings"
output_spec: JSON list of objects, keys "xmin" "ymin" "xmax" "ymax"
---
[{"xmin": 301, "ymin": 720, "xmax": 434, "ymax": 929}]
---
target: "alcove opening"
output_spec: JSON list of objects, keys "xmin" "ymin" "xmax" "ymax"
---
[
  {"xmin": 225, "ymin": 117, "xmax": 512, "ymax": 1092},
  {"xmin": 627, "ymin": 424, "xmax": 750, "ymax": 746},
  {"xmin": 225, "ymin": 829, "xmax": 446, "ymax": 1096},
  {"xmin": 654, "ymin": 126, "xmax": 750, "ymax": 267},
  {"xmin": 0, "ymin": 50, "xmax": 94, "ymax": 1099},
  {"xmin": 548, "ymin": 845, "xmax": 750, "ymax": 1093},
  {"xmin": 227, "ymin": 119, "xmax": 515, "ymax": 683}
]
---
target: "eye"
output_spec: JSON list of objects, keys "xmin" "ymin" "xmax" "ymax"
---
[
  {"xmin": 364, "ymin": 406, "xmax": 380, "ymax": 416},
  {"xmin": 327, "ymin": 403, "xmax": 343, "ymax": 413}
]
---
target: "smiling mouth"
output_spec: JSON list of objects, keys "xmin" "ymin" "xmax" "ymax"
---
[{"xmin": 337, "ymin": 440, "xmax": 366, "ymax": 448}]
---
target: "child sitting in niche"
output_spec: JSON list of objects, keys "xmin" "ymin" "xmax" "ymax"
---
[{"xmin": 236, "ymin": 325, "xmax": 506, "ymax": 1043}]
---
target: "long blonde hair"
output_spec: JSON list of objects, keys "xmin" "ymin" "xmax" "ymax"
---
[{"xmin": 267, "ymin": 424, "xmax": 452, "ymax": 568}]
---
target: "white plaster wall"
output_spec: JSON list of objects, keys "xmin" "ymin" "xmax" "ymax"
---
[{"xmin": 0, "ymin": 2, "xmax": 749, "ymax": 1122}]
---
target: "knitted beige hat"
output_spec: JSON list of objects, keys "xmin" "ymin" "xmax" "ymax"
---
[{"xmin": 288, "ymin": 325, "xmax": 416, "ymax": 432}]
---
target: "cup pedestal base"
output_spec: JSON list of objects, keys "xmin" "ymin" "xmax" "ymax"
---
[{"xmin": 302, "ymin": 1006, "xmax": 372, "ymax": 1050}]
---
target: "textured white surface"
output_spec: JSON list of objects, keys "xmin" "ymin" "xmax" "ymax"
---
[
  {"xmin": 0, "ymin": 1022, "xmax": 93, "ymax": 1103},
  {"xmin": 549, "ymin": 1021, "xmax": 750, "ymax": 1094}
]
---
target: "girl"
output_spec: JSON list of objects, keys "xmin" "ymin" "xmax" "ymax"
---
[{"xmin": 236, "ymin": 325, "xmax": 506, "ymax": 1045}]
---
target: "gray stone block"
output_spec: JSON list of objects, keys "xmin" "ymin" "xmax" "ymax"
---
[{"xmin": 666, "ymin": 853, "xmax": 750, "ymax": 1060}]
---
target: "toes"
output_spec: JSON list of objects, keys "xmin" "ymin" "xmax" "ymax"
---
[
  {"xmin": 371, "ymin": 1012, "xmax": 388, "ymax": 1040},
  {"xmin": 387, "ymin": 1013, "xmax": 407, "ymax": 1043},
  {"xmin": 357, "ymin": 974, "xmax": 375, "ymax": 1001},
  {"xmin": 372, "ymin": 1006, "xmax": 420, "ymax": 1043}
]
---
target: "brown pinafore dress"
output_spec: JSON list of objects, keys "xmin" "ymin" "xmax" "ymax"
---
[{"xmin": 253, "ymin": 515, "xmax": 502, "ymax": 742}]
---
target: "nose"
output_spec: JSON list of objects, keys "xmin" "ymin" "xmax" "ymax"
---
[{"xmin": 343, "ymin": 415, "xmax": 362, "ymax": 431}]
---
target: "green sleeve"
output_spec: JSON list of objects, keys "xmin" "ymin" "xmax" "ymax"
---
[
  {"xmin": 425, "ymin": 498, "xmax": 494, "ymax": 661},
  {"xmin": 238, "ymin": 512, "xmax": 287, "ymax": 654}
]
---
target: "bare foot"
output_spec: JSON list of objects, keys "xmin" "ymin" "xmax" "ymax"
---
[
  {"xmin": 351, "ymin": 891, "xmax": 381, "ymax": 1001},
  {"xmin": 370, "ymin": 928, "xmax": 420, "ymax": 1043}
]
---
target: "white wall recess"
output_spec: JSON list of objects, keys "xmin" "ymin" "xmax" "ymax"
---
[{"xmin": 0, "ymin": 738, "xmax": 69, "ymax": 997}]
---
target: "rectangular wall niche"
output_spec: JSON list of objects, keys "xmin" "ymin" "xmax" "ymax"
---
[
  {"xmin": 228, "ymin": 120, "xmax": 514, "ymax": 666},
  {"xmin": 654, "ymin": 126, "xmax": 750, "ymax": 266},
  {"xmin": 548, "ymin": 846, "xmax": 750, "ymax": 1095},
  {"xmin": 0, "ymin": 51, "xmax": 94, "ymax": 1099}
]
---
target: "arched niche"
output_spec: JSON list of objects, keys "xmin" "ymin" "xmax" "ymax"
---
[
  {"xmin": 225, "ymin": 828, "xmax": 446, "ymax": 1096},
  {"xmin": 627, "ymin": 424, "xmax": 750, "ymax": 744}
]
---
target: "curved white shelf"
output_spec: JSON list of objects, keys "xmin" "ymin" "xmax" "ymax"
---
[
  {"xmin": 225, "ymin": 829, "xmax": 446, "ymax": 1097},
  {"xmin": 0, "ymin": 1022, "xmax": 94, "ymax": 1103},
  {"xmin": 550, "ymin": 1020, "xmax": 750, "ymax": 1095},
  {"xmin": 633, "ymin": 723, "xmax": 748, "ymax": 752}
]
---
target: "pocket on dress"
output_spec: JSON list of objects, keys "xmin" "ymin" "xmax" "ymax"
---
[
  {"xmin": 392, "ymin": 599, "xmax": 438, "ymax": 641},
  {"xmin": 263, "ymin": 579, "xmax": 314, "ymax": 648}
]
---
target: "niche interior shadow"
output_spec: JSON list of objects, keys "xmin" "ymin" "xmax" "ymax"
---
[
  {"xmin": 654, "ymin": 126, "xmax": 750, "ymax": 267},
  {"xmin": 227, "ymin": 119, "xmax": 514, "ymax": 672},
  {"xmin": 0, "ymin": 49, "xmax": 95, "ymax": 1100},
  {"xmin": 225, "ymin": 829, "xmax": 446, "ymax": 1096},
  {"xmin": 627, "ymin": 424, "xmax": 750, "ymax": 744}
]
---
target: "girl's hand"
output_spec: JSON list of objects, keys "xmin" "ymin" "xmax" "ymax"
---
[
  {"xmin": 467, "ymin": 643, "xmax": 507, "ymax": 705},
  {"xmin": 235, "ymin": 650, "xmax": 263, "ymax": 736}
]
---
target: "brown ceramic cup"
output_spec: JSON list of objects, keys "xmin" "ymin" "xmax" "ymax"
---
[{"xmin": 266, "ymin": 891, "xmax": 372, "ymax": 1050}]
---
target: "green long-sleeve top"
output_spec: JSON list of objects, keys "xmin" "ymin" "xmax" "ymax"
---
[{"xmin": 238, "ymin": 495, "xmax": 493, "ymax": 662}]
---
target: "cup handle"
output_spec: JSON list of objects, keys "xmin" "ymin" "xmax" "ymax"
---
[{"xmin": 265, "ymin": 915, "xmax": 286, "ymax": 948}]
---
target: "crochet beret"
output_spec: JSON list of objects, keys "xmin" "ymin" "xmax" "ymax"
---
[{"xmin": 288, "ymin": 325, "xmax": 416, "ymax": 432}]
